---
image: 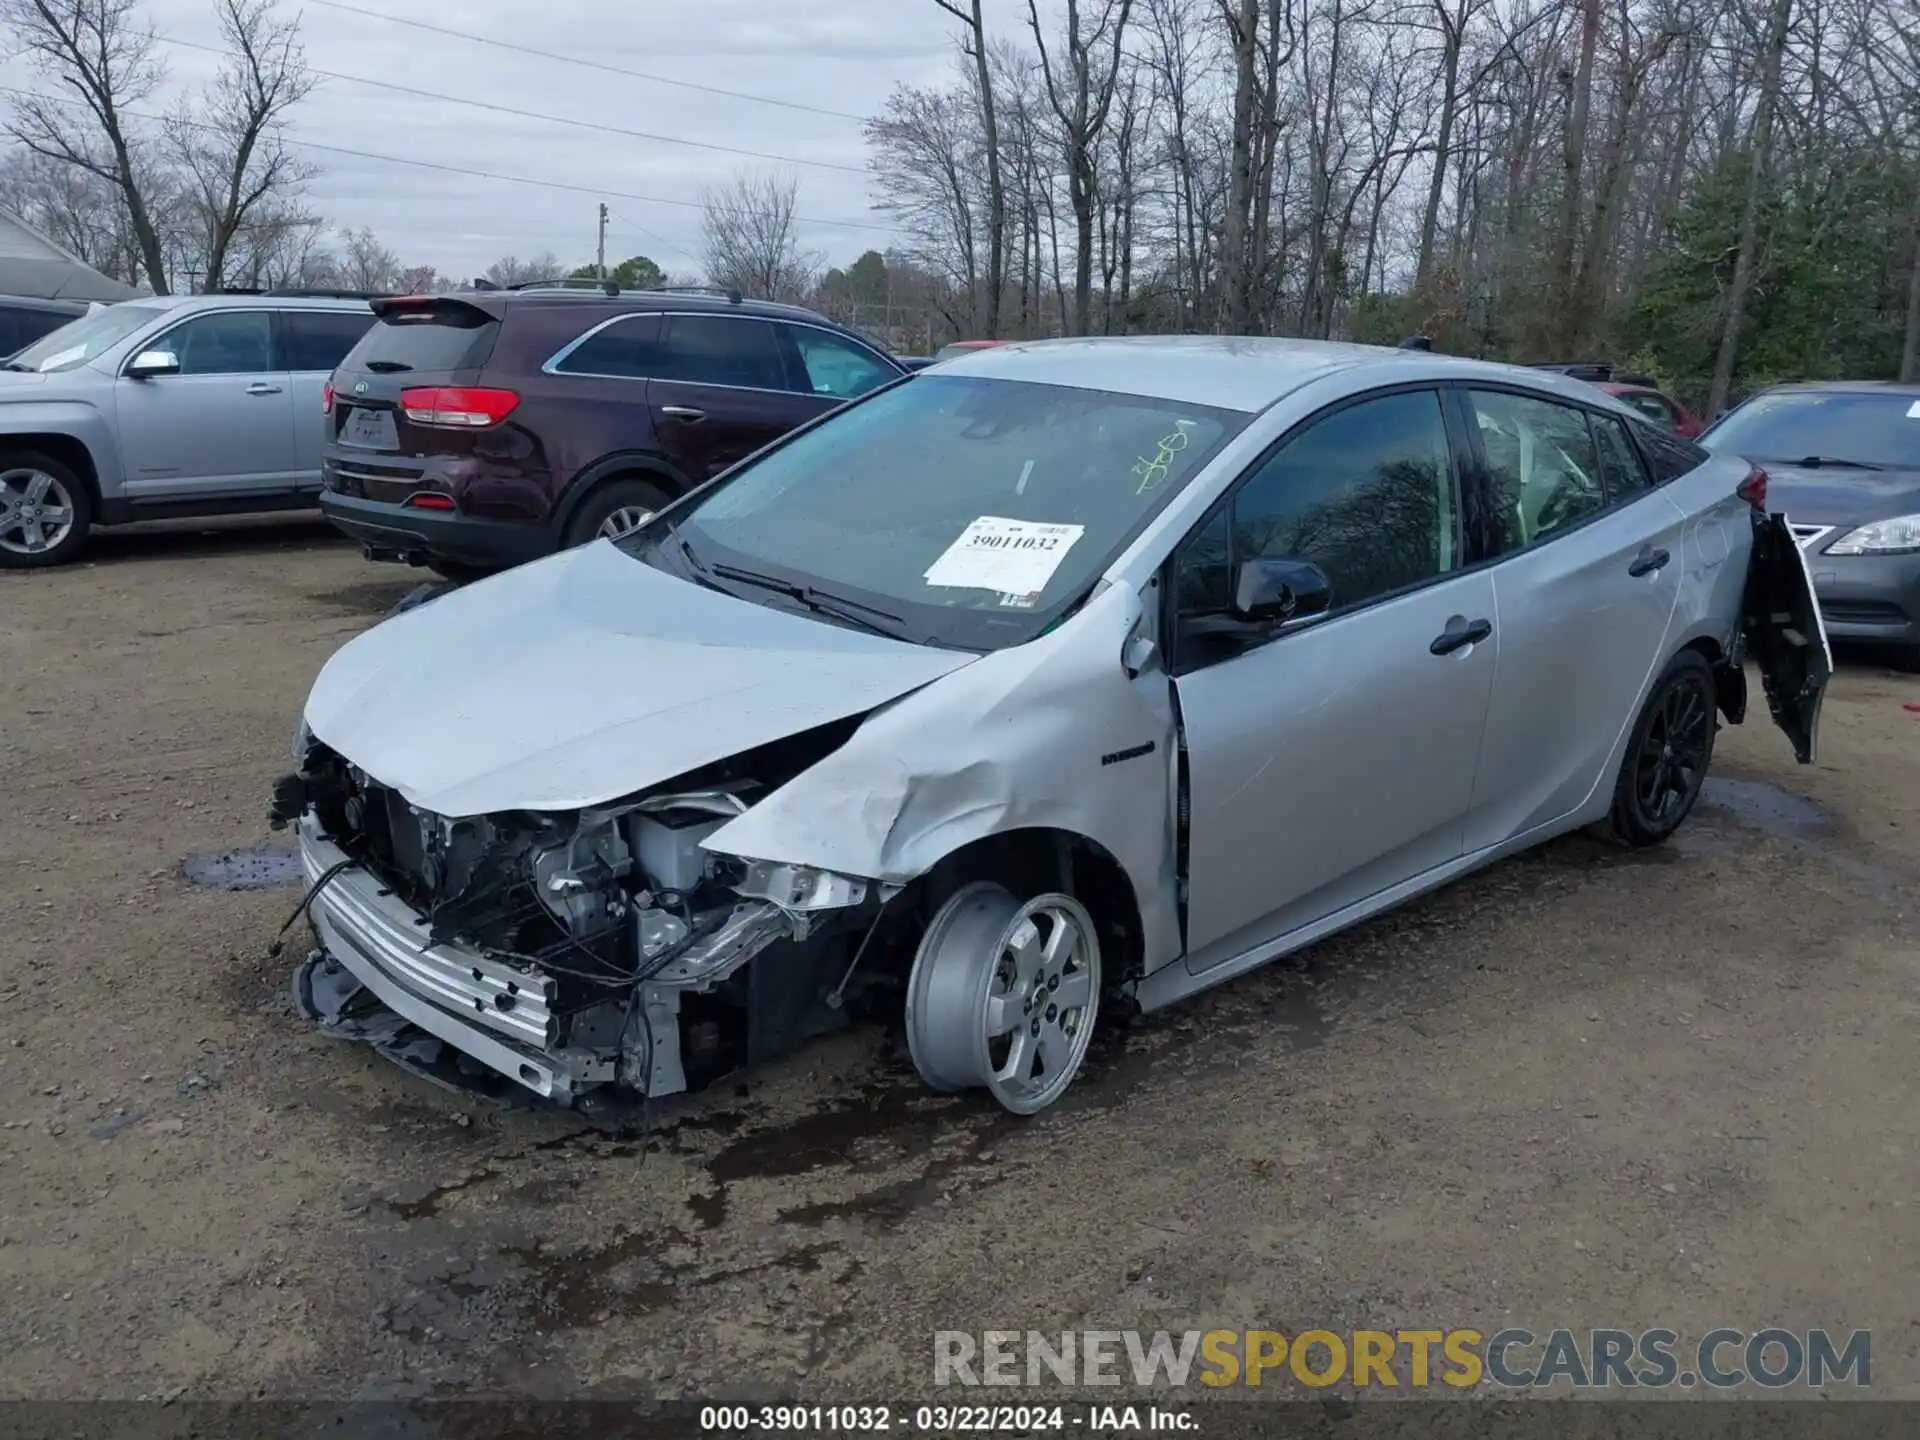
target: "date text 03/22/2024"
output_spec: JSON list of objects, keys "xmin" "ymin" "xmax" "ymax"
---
[{"xmin": 698, "ymin": 1404, "xmax": 1194, "ymax": 1432}]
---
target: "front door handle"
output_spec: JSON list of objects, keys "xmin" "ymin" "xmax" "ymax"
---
[
  {"xmin": 1628, "ymin": 546, "xmax": 1671, "ymax": 577},
  {"xmin": 245, "ymin": 382, "xmax": 283, "ymax": 395},
  {"xmin": 1430, "ymin": 618, "xmax": 1493, "ymax": 656},
  {"xmin": 660, "ymin": 405, "xmax": 706, "ymax": 422}
]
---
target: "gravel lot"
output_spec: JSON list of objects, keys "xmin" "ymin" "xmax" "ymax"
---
[{"xmin": 2, "ymin": 518, "xmax": 1916, "ymax": 1404}]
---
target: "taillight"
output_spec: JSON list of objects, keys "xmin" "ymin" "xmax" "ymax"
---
[
  {"xmin": 322, "ymin": 380, "xmax": 334, "ymax": 414},
  {"xmin": 1736, "ymin": 466, "xmax": 1768, "ymax": 510},
  {"xmin": 405, "ymin": 492, "xmax": 456, "ymax": 511},
  {"xmin": 399, "ymin": 386, "xmax": 520, "ymax": 428}
]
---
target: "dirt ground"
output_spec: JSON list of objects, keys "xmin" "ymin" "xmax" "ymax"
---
[{"xmin": 2, "ymin": 516, "xmax": 1916, "ymax": 1408}]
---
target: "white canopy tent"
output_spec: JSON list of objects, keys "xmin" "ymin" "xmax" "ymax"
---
[{"xmin": 0, "ymin": 206, "xmax": 140, "ymax": 303}]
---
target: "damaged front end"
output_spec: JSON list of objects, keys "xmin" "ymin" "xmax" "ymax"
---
[{"xmin": 272, "ymin": 731, "xmax": 881, "ymax": 1105}]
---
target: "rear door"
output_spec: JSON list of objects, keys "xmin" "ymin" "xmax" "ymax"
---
[
  {"xmin": 281, "ymin": 306, "xmax": 375, "ymax": 490},
  {"xmin": 650, "ymin": 313, "xmax": 822, "ymax": 482},
  {"xmin": 324, "ymin": 297, "xmax": 501, "ymax": 503},
  {"xmin": 1743, "ymin": 510, "xmax": 1833, "ymax": 763},
  {"xmin": 1459, "ymin": 386, "xmax": 1688, "ymax": 851},
  {"xmin": 112, "ymin": 308, "xmax": 297, "ymax": 500}
]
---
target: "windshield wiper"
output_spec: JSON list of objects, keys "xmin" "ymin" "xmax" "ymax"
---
[
  {"xmin": 707, "ymin": 561, "xmax": 907, "ymax": 639},
  {"xmin": 3, "ymin": 361, "xmax": 35, "ymax": 372},
  {"xmin": 1769, "ymin": 455, "xmax": 1886, "ymax": 471}
]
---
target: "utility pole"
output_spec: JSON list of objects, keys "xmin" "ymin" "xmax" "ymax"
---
[{"xmin": 596, "ymin": 203, "xmax": 608, "ymax": 281}]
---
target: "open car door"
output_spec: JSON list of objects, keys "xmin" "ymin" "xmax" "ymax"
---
[{"xmin": 1742, "ymin": 511, "xmax": 1833, "ymax": 764}]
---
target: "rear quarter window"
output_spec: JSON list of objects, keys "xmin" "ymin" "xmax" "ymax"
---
[
  {"xmin": 1632, "ymin": 424, "xmax": 1708, "ymax": 485},
  {"xmin": 344, "ymin": 301, "xmax": 499, "ymax": 375}
]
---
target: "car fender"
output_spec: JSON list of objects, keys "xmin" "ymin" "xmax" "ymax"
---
[
  {"xmin": 0, "ymin": 398, "xmax": 122, "ymax": 495},
  {"xmin": 552, "ymin": 450, "xmax": 691, "ymax": 534},
  {"xmin": 703, "ymin": 580, "xmax": 1186, "ymax": 975}
]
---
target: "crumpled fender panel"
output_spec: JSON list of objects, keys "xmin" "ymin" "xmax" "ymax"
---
[{"xmin": 705, "ymin": 582, "xmax": 1185, "ymax": 975}]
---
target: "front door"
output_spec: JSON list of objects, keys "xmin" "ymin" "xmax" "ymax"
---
[
  {"xmin": 113, "ymin": 309, "xmax": 296, "ymax": 501},
  {"xmin": 1170, "ymin": 388, "xmax": 1498, "ymax": 964},
  {"xmin": 1460, "ymin": 388, "xmax": 1688, "ymax": 850},
  {"xmin": 649, "ymin": 314, "xmax": 823, "ymax": 483}
]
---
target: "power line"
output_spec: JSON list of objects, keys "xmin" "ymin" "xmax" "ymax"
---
[
  {"xmin": 0, "ymin": 85, "xmax": 903, "ymax": 235},
  {"xmin": 305, "ymin": 0, "xmax": 872, "ymax": 124},
  {"xmin": 153, "ymin": 33, "xmax": 869, "ymax": 176}
]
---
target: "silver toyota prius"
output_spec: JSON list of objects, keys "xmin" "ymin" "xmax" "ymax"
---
[{"xmin": 273, "ymin": 337, "xmax": 1830, "ymax": 1116}]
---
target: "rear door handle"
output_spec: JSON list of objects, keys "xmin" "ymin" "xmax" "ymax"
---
[
  {"xmin": 1628, "ymin": 546, "xmax": 1671, "ymax": 577},
  {"xmin": 1430, "ymin": 618, "xmax": 1493, "ymax": 656},
  {"xmin": 660, "ymin": 405, "xmax": 705, "ymax": 422},
  {"xmin": 245, "ymin": 382, "xmax": 282, "ymax": 395}
]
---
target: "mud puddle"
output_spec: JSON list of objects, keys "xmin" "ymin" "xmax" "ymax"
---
[
  {"xmin": 1698, "ymin": 775, "xmax": 1833, "ymax": 839},
  {"xmin": 183, "ymin": 846, "xmax": 302, "ymax": 889}
]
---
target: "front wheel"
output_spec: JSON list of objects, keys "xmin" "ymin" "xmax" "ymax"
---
[
  {"xmin": 1608, "ymin": 650, "xmax": 1717, "ymax": 847},
  {"xmin": 904, "ymin": 883, "xmax": 1101, "ymax": 1116},
  {"xmin": 0, "ymin": 452, "xmax": 92, "ymax": 569}
]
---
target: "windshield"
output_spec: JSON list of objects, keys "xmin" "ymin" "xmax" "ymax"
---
[
  {"xmin": 650, "ymin": 375, "xmax": 1246, "ymax": 650},
  {"xmin": 9, "ymin": 304, "xmax": 166, "ymax": 374},
  {"xmin": 1702, "ymin": 390, "xmax": 1920, "ymax": 469}
]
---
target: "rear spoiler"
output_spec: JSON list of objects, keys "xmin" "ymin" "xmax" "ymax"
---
[{"xmin": 370, "ymin": 293, "xmax": 505, "ymax": 322}]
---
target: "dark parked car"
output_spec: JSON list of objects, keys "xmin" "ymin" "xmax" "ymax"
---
[
  {"xmin": 1700, "ymin": 380, "xmax": 1920, "ymax": 669},
  {"xmin": 318, "ymin": 286, "xmax": 909, "ymax": 576},
  {"xmin": 0, "ymin": 294, "xmax": 89, "ymax": 357}
]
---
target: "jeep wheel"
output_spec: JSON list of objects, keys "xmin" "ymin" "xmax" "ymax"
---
[
  {"xmin": 0, "ymin": 453, "xmax": 92, "ymax": 569},
  {"xmin": 565, "ymin": 477, "xmax": 672, "ymax": 548}
]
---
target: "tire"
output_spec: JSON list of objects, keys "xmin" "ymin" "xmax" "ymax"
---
[
  {"xmin": 1607, "ymin": 649, "xmax": 1718, "ymax": 847},
  {"xmin": 0, "ymin": 450, "xmax": 93, "ymax": 569},
  {"xmin": 563, "ymin": 476, "xmax": 672, "ymax": 549}
]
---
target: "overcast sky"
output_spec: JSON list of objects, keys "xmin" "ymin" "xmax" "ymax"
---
[{"xmin": 0, "ymin": 0, "xmax": 1058, "ymax": 280}]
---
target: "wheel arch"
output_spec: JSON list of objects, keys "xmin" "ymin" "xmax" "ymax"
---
[
  {"xmin": 0, "ymin": 431, "xmax": 103, "ymax": 512},
  {"xmin": 885, "ymin": 826, "xmax": 1147, "ymax": 994},
  {"xmin": 551, "ymin": 450, "xmax": 689, "ymax": 537}
]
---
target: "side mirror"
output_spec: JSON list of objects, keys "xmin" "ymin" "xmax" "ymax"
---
[
  {"xmin": 126, "ymin": 349, "xmax": 180, "ymax": 379},
  {"xmin": 1233, "ymin": 557, "xmax": 1332, "ymax": 624}
]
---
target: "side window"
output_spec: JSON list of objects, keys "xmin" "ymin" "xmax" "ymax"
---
[
  {"xmin": 1469, "ymin": 389, "xmax": 1608, "ymax": 553},
  {"xmin": 784, "ymin": 325, "xmax": 895, "ymax": 399},
  {"xmin": 282, "ymin": 310, "xmax": 375, "ymax": 371},
  {"xmin": 552, "ymin": 313, "xmax": 662, "ymax": 378},
  {"xmin": 1590, "ymin": 411, "xmax": 1652, "ymax": 500},
  {"xmin": 142, "ymin": 311, "xmax": 275, "ymax": 375},
  {"xmin": 1177, "ymin": 389, "xmax": 1459, "ymax": 622},
  {"xmin": 660, "ymin": 315, "xmax": 786, "ymax": 390}
]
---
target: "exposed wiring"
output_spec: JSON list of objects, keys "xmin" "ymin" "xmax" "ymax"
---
[{"xmin": 267, "ymin": 857, "xmax": 356, "ymax": 958}]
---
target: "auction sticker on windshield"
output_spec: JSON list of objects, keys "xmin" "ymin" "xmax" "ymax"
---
[{"xmin": 924, "ymin": 516, "xmax": 1085, "ymax": 600}]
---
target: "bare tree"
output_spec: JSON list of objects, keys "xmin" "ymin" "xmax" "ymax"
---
[
  {"xmin": 339, "ymin": 226, "xmax": 400, "ymax": 291},
  {"xmin": 930, "ymin": 0, "xmax": 1008, "ymax": 335},
  {"xmin": 1025, "ymin": 0, "xmax": 1136, "ymax": 334},
  {"xmin": 168, "ymin": 0, "xmax": 316, "ymax": 292},
  {"xmin": 2, "ymin": 0, "xmax": 172, "ymax": 291},
  {"xmin": 699, "ymin": 169, "xmax": 820, "ymax": 301},
  {"xmin": 483, "ymin": 251, "xmax": 564, "ymax": 288}
]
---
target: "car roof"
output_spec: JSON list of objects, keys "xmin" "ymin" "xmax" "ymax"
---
[
  {"xmin": 131, "ymin": 292, "xmax": 373, "ymax": 313},
  {"xmin": 459, "ymin": 288, "xmax": 836, "ymax": 327},
  {"xmin": 934, "ymin": 335, "xmax": 1622, "ymax": 414},
  {"xmin": 1753, "ymin": 379, "xmax": 1920, "ymax": 397}
]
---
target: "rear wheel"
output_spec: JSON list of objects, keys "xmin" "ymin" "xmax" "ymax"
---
[
  {"xmin": 564, "ymin": 476, "xmax": 672, "ymax": 548},
  {"xmin": 0, "ymin": 452, "xmax": 92, "ymax": 569},
  {"xmin": 1608, "ymin": 650, "xmax": 1717, "ymax": 847}
]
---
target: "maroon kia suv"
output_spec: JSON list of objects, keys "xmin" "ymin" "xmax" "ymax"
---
[{"xmin": 317, "ymin": 284, "xmax": 908, "ymax": 576}]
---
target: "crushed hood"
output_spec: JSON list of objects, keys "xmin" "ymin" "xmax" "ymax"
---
[{"xmin": 303, "ymin": 540, "xmax": 977, "ymax": 817}]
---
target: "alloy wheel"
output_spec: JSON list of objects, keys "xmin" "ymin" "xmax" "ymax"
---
[
  {"xmin": 905, "ymin": 883, "xmax": 1101, "ymax": 1116},
  {"xmin": 1633, "ymin": 669, "xmax": 1712, "ymax": 828},
  {"xmin": 0, "ymin": 468, "xmax": 76, "ymax": 557},
  {"xmin": 596, "ymin": 506, "xmax": 654, "ymax": 540}
]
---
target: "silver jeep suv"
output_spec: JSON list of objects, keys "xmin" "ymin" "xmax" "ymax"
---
[{"xmin": 0, "ymin": 291, "xmax": 378, "ymax": 568}]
